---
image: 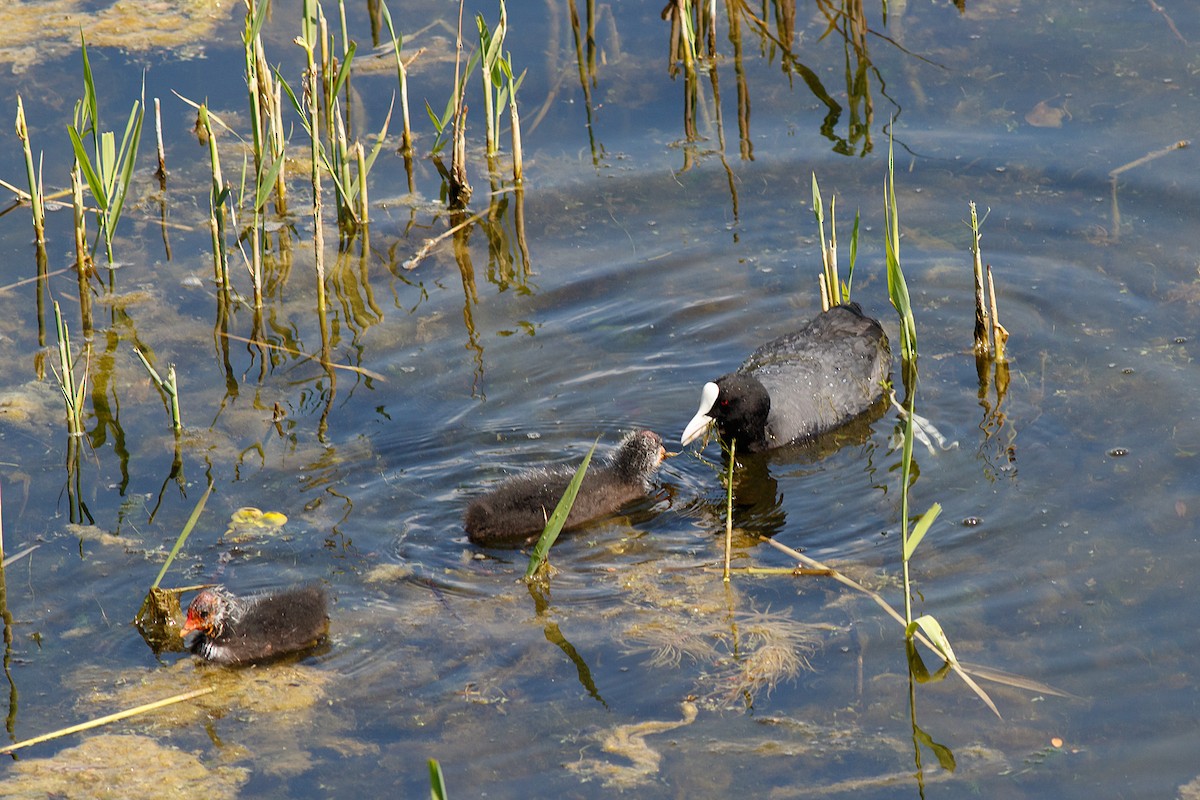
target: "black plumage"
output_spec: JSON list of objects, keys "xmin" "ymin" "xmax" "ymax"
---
[
  {"xmin": 681, "ymin": 303, "xmax": 890, "ymax": 452},
  {"xmin": 181, "ymin": 586, "xmax": 328, "ymax": 665},
  {"xmin": 464, "ymin": 430, "xmax": 666, "ymax": 546}
]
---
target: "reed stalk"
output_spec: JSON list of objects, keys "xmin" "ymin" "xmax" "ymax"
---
[
  {"xmin": 477, "ymin": 1, "xmax": 509, "ymax": 158},
  {"xmin": 299, "ymin": 0, "xmax": 331, "ymax": 357},
  {"xmin": 986, "ymin": 266, "xmax": 1007, "ymax": 363},
  {"xmin": 150, "ymin": 480, "xmax": 213, "ymax": 591},
  {"xmin": 968, "ymin": 202, "xmax": 1008, "ymax": 363},
  {"xmin": 509, "ymin": 71, "xmax": 525, "ymax": 184},
  {"xmin": 969, "ymin": 201, "xmax": 989, "ymax": 357},
  {"xmin": 813, "ymin": 173, "xmax": 858, "ymax": 309},
  {"xmin": 266, "ymin": 70, "xmax": 288, "ymax": 214},
  {"xmin": 15, "ymin": 96, "xmax": 45, "ymax": 245},
  {"xmin": 243, "ymin": 0, "xmax": 273, "ymax": 309},
  {"xmin": 51, "ymin": 301, "xmax": 87, "ymax": 437},
  {"xmin": 197, "ymin": 105, "xmax": 231, "ymax": 289},
  {"xmin": 448, "ymin": 0, "xmax": 473, "ymax": 209},
  {"xmin": 380, "ymin": 2, "xmax": 414, "ymax": 154},
  {"xmin": 153, "ymin": 97, "xmax": 166, "ymax": 185},
  {"xmin": 429, "ymin": 759, "xmax": 449, "ymax": 800},
  {"xmin": 354, "ymin": 142, "xmax": 369, "ymax": 226},
  {"xmin": 133, "ymin": 348, "xmax": 181, "ymax": 433},
  {"xmin": 884, "ymin": 134, "xmax": 916, "ymax": 364}
]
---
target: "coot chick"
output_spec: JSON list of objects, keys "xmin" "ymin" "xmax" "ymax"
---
[
  {"xmin": 681, "ymin": 303, "xmax": 890, "ymax": 453},
  {"xmin": 465, "ymin": 430, "xmax": 667, "ymax": 546},
  {"xmin": 181, "ymin": 586, "xmax": 328, "ymax": 665}
]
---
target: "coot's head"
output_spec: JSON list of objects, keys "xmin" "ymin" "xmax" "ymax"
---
[
  {"xmin": 680, "ymin": 374, "xmax": 771, "ymax": 451},
  {"xmin": 610, "ymin": 429, "xmax": 668, "ymax": 485},
  {"xmin": 180, "ymin": 587, "xmax": 241, "ymax": 642}
]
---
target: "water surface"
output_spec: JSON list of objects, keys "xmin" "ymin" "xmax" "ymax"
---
[{"xmin": 1, "ymin": 1, "xmax": 1199, "ymax": 797}]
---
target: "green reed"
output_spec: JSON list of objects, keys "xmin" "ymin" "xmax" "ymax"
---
[
  {"xmin": 51, "ymin": 301, "xmax": 88, "ymax": 438},
  {"xmin": 133, "ymin": 348, "xmax": 181, "ymax": 433},
  {"xmin": 524, "ymin": 439, "xmax": 599, "ymax": 582},
  {"xmin": 477, "ymin": 1, "xmax": 509, "ymax": 159},
  {"xmin": 296, "ymin": 0, "xmax": 331, "ymax": 359},
  {"xmin": 196, "ymin": 105, "xmax": 231, "ymax": 289},
  {"xmin": 812, "ymin": 172, "xmax": 860, "ymax": 309},
  {"xmin": 880, "ymin": 134, "xmax": 999, "ymax": 721},
  {"xmin": 149, "ymin": 480, "xmax": 212, "ymax": 592},
  {"xmin": 508, "ymin": 67, "xmax": 525, "ymax": 184},
  {"xmin": 379, "ymin": 1, "xmax": 414, "ymax": 155},
  {"xmin": 67, "ymin": 32, "xmax": 144, "ymax": 266},
  {"xmin": 429, "ymin": 758, "xmax": 449, "ymax": 800},
  {"xmin": 242, "ymin": 0, "xmax": 272, "ymax": 306},
  {"xmin": 279, "ymin": 0, "xmax": 388, "ymax": 238},
  {"xmin": 69, "ymin": 165, "xmax": 94, "ymax": 336},
  {"xmin": 884, "ymin": 133, "xmax": 927, "ymax": 623}
]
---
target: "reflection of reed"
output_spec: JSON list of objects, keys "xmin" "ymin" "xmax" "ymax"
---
[
  {"xmin": 815, "ymin": 0, "xmax": 875, "ymax": 155},
  {"xmin": 565, "ymin": 0, "xmax": 602, "ymax": 164},
  {"xmin": 450, "ymin": 211, "xmax": 485, "ymax": 398},
  {"xmin": 70, "ymin": 168, "xmax": 94, "ymax": 340},
  {"xmin": 330, "ymin": 246, "xmax": 384, "ymax": 339},
  {"xmin": 651, "ymin": 0, "xmax": 893, "ymax": 162}
]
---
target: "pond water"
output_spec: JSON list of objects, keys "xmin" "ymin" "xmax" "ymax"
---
[{"xmin": 1, "ymin": 0, "xmax": 1199, "ymax": 797}]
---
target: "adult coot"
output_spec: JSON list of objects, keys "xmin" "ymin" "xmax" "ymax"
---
[
  {"xmin": 465, "ymin": 430, "xmax": 667, "ymax": 546},
  {"xmin": 181, "ymin": 586, "xmax": 328, "ymax": 665},
  {"xmin": 681, "ymin": 303, "xmax": 890, "ymax": 453}
]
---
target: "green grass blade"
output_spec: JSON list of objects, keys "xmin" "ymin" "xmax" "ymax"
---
[
  {"xmin": 150, "ymin": 479, "xmax": 214, "ymax": 590},
  {"xmin": 847, "ymin": 209, "xmax": 860, "ymax": 300},
  {"xmin": 330, "ymin": 40, "xmax": 358, "ymax": 96},
  {"xmin": 903, "ymin": 502, "xmax": 942, "ymax": 562},
  {"xmin": 67, "ymin": 126, "xmax": 104, "ymax": 205},
  {"xmin": 428, "ymin": 758, "xmax": 448, "ymax": 800},
  {"xmin": 523, "ymin": 439, "xmax": 599, "ymax": 581},
  {"xmin": 79, "ymin": 32, "xmax": 98, "ymax": 141},
  {"xmin": 255, "ymin": 150, "xmax": 286, "ymax": 212},
  {"xmin": 108, "ymin": 98, "xmax": 145, "ymax": 234},
  {"xmin": 884, "ymin": 131, "xmax": 917, "ymax": 361}
]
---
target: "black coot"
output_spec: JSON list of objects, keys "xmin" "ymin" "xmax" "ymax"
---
[
  {"xmin": 465, "ymin": 430, "xmax": 667, "ymax": 546},
  {"xmin": 681, "ymin": 303, "xmax": 890, "ymax": 453}
]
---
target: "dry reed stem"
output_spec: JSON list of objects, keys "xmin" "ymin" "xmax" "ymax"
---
[
  {"xmin": 219, "ymin": 333, "xmax": 387, "ymax": 381},
  {"xmin": 0, "ymin": 687, "xmax": 215, "ymax": 755},
  {"xmin": 758, "ymin": 534, "xmax": 1002, "ymax": 718},
  {"xmin": 402, "ymin": 210, "xmax": 487, "ymax": 270}
]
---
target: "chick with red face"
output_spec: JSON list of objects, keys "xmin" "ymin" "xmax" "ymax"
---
[{"xmin": 181, "ymin": 586, "xmax": 328, "ymax": 665}]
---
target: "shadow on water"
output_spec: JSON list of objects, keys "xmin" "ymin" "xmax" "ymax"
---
[{"xmin": 677, "ymin": 398, "xmax": 893, "ymax": 540}]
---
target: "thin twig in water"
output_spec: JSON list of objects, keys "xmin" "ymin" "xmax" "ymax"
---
[
  {"xmin": 1145, "ymin": 0, "xmax": 1188, "ymax": 44},
  {"xmin": 1109, "ymin": 140, "xmax": 1189, "ymax": 178},
  {"xmin": 219, "ymin": 333, "xmax": 387, "ymax": 381},
  {"xmin": 403, "ymin": 210, "xmax": 487, "ymax": 270}
]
